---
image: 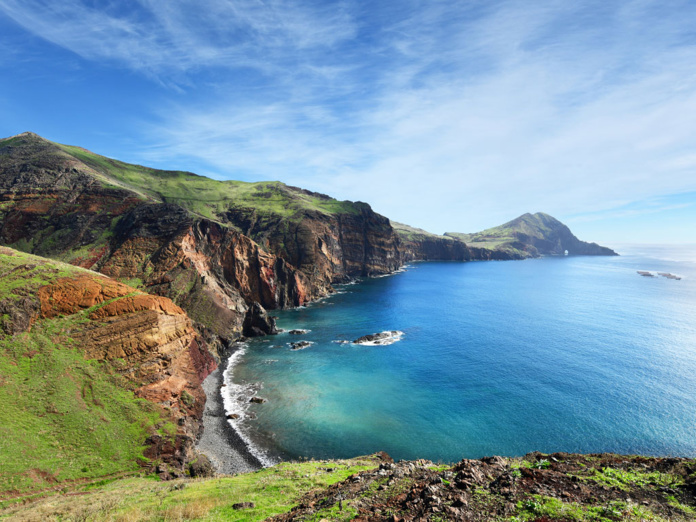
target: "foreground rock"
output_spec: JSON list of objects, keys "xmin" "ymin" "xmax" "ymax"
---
[{"xmin": 270, "ymin": 452, "xmax": 696, "ymax": 521}]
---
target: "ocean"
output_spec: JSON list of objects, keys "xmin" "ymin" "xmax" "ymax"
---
[{"xmin": 223, "ymin": 245, "xmax": 696, "ymax": 464}]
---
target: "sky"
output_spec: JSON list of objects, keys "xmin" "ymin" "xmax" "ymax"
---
[{"xmin": 1, "ymin": 0, "xmax": 695, "ymax": 245}]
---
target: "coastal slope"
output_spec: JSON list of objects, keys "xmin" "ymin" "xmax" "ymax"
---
[
  {"xmin": 0, "ymin": 132, "xmax": 400, "ymax": 347},
  {"xmin": 0, "ymin": 133, "xmax": 617, "ymax": 351},
  {"xmin": 0, "ymin": 246, "xmax": 216, "ymax": 496}
]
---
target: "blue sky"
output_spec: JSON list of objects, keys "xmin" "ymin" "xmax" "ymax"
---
[{"xmin": 1, "ymin": 0, "xmax": 695, "ymax": 245}]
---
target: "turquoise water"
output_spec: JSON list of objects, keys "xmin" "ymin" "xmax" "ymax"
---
[{"xmin": 228, "ymin": 245, "xmax": 696, "ymax": 463}]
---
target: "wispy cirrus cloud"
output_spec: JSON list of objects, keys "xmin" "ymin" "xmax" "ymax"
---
[{"xmin": 0, "ymin": 0, "xmax": 356, "ymax": 75}]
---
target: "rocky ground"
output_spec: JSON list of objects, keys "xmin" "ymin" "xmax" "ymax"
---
[{"xmin": 270, "ymin": 452, "xmax": 696, "ymax": 521}]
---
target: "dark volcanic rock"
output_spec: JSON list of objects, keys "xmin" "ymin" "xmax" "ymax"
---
[
  {"xmin": 268, "ymin": 453, "xmax": 696, "ymax": 522},
  {"xmin": 353, "ymin": 331, "xmax": 404, "ymax": 345},
  {"xmin": 243, "ymin": 302, "xmax": 278, "ymax": 337},
  {"xmin": 188, "ymin": 454, "xmax": 216, "ymax": 478}
]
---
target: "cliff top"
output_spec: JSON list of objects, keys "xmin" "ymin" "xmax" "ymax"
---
[
  {"xmin": 391, "ymin": 221, "xmax": 454, "ymax": 241},
  {"xmin": 0, "ymin": 132, "xmax": 367, "ymax": 225}
]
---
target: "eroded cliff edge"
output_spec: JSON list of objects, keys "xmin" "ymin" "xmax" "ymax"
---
[{"xmin": 0, "ymin": 246, "xmax": 216, "ymax": 494}]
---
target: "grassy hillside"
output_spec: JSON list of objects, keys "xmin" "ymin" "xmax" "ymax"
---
[
  {"xmin": 446, "ymin": 213, "xmax": 555, "ymax": 247},
  {"xmin": 0, "ymin": 248, "xmax": 173, "ymax": 497},
  {"xmin": 0, "ymin": 456, "xmax": 383, "ymax": 520},
  {"xmin": 2, "ymin": 452, "xmax": 694, "ymax": 521},
  {"xmin": 56, "ymin": 143, "xmax": 361, "ymax": 223}
]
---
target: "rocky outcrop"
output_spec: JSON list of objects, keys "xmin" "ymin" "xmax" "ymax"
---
[
  {"xmin": 37, "ymin": 272, "xmax": 216, "ymax": 443},
  {"xmin": 0, "ymin": 246, "xmax": 217, "ymax": 477},
  {"xmin": 270, "ymin": 452, "xmax": 696, "ymax": 521},
  {"xmin": 398, "ymin": 234, "xmax": 517, "ymax": 262},
  {"xmin": 223, "ymin": 197, "xmax": 402, "ymax": 294}
]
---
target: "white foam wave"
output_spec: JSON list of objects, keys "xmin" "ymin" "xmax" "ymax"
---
[{"xmin": 222, "ymin": 344, "xmax": 276, "ymax": 467}]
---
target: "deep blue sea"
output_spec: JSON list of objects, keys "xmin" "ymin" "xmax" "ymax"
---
[{"xmin": 224, "ymin": 245, "xmax": 696, "ymax": 464}]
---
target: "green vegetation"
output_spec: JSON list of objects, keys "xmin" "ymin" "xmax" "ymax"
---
[
  {"xmin": 391, "ymin": 221, "xmax": 453, "ymax": 242},
  {"xmin": 0, "ymin": 248, "xmax": 171, "ymax": 497},
  {"xmin": 514, "ymin": 495, "xmax": 665, "ymax": 521},
  {"xmin": 584, "ymin": 466, "xmax": 684, "ymax": 491},
  {"xmin": 0, "ymin": 315, "xmax": 165, "ymax": 496},
  {"xmin": 57, "ymin": 143, "xmax": 362, "ymax": 223},
  {"xmin": 0, "ymin": 457, "xmax": 381, "ymax": 521},
  {"xmin": 0, "ymin": 247, "xmax": 84, "ymax": 299}
]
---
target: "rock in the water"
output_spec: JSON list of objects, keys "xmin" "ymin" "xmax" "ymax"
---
[
  {"xmin": 249, "ymin": 397, "xmax": 266, "ymax": 404},
  {"xmin": 290, "ymin": 340, "xmax": 313, "ymax": 350},
  {"xmin": 243, "ymin": 302, "xmax": 278, "ymax": 337},
  {"xmin": 288, "ymin": 329, "xmax": 310, "ymax": 335},
  {"xmin": 226, "ymin": 413, "xmax": 240, "ymax": 419},
  {"xmin": 353, "ymin": 330, "xmax": 404, "ymax": 346}
]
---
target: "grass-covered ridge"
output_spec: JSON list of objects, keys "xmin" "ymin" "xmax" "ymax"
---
[
  {"xmin": 0, "ymin": 248, "xmax": 173, "ymax": 497},
  {"xmin": 56, "ymin": 142, "xmax": 362, "ymax": 223},
  {"xmin": 391, "ymin": 221, "xmax": 454, "ymax": 241}
]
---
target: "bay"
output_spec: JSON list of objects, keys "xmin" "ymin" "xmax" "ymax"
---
[{"xmin": 226, "ymin": 245, "xmax": 696, "ymax": 463}]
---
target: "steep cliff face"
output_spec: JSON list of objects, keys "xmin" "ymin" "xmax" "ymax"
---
[
  {"xmin": 0, "ymin": 133, "xmax": 314, "ymax": 345},
  {"xmin": 98, "ymin": 202, "xmax": 309, "ymax": 340},
  {"xmin": 223, "ymin": 190, "xmax": 402, "ymax": 293},
  {"xmin": 0, "ymin": 247, "xmax": 217, "ymax": 493}
]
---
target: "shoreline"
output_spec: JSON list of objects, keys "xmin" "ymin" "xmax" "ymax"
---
[{"xmin": 196, "ymin": 346, "xmax": 264, "ymax": 475}]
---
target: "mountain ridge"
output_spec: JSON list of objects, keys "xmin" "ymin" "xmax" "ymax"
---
[
  {"xmin": 444, "ymin": 211, "xmax": 618, "ymax": 258},
  {"xmin": 0, "ymin": 132, "xmax": 617, "ymax": 351}
]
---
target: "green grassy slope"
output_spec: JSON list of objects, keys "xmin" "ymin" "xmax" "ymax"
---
[
  {"xmin": 57, "ymin": 143, "xmax": 361, "ymax": 223},
  {"xmin": 0, "ymin": 249, "xmax": 171, "ymax": 497},
  {"xmin": 0, "ymin": 456, "xmax": 382, "ymax": 520}
]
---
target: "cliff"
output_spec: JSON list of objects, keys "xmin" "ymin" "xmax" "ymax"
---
[
  {"xmin": 0, "ymin": 246, "xmax": 216, "ymax": 495},
  {"xmin": 445, "ymin": 212, "xmax": 618, "ymax": 258},
  {"xmin": 0, "ymin": 132, "xmax": 400, "ymax": 347},
  {"xmin": 0, "ymin": 133, "xmax": 617, "ymax": 352}
]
